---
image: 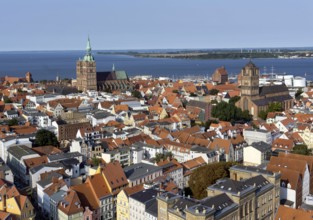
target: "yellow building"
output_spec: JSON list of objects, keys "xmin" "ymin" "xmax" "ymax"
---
[
  {"xmin": 299, "ymin": 127, "xmax": 313, "ymax": 149},
  {"xmin": 0, "ymin": 185, "xmax": 35, "ymax": 220},
  {"xmin": 117, "ymin": 185, "xmax": 144, "ymax": 220}
]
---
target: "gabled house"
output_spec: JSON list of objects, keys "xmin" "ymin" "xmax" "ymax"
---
[
  {"xmin": 0, "ymin": 185, "xmax": 36, "ymax": 220},
  {"xmin": 58, "ymin": 190, "xmax": 84, "ymax": 220},
  {"xmin": 243, "ymin": 141, "xmax": 271, "ymax": 166},
  {"xmin": 209, "ymin": 138, "xmax": 234, "ymax": 162}
]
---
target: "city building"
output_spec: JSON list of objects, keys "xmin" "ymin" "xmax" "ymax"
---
[
  {"xmin": 237, "ymin": 61, "xmax": 293, "ymax": 119},
  {"xmin": 243, "ymin": 128, "xmax": 272, "ymax": 145},
  {"xmin": 129, "ymin": 188, "xmax": 158, "ymax": 220},
  {"xmin": 243, "ymin": 141, "xmax": 272, "ymax": 166},
  {"xmin": 212, "ymin": 66, "xmax": 228, "ymax": 84},
  {"xmin": 123, "ymin": 163, "xmax": 163, "ymax": 187},
  {"xmin": 76, "ymin": 37, "xmax": 97, "ymax": 91},
  {"xmin": 116, "ymin": 185, "xmax": 144, "ymax": 220},
  {"xmin": 76, "ymin": 38, "xmax": 132, "ymax": 92}
]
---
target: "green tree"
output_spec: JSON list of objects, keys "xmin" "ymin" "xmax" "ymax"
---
[
  {"xmin": 189, "ymin": 162, "xmax": 238, "ymax": 199},
  {"xmin": 131, "ymin": 90, "xmax": 142, "ymax": 99},
  {"xmin": 155, "ymin": 152, "xmax": 173, "ymax": 163},
  {"xmin": 209, "ymin": 89, "xmax": 219, "ymax": 95},
  {"xmin": 34, "ymin": 129, "xmax": 59, "ymax": 147},
  {"xmin": 91, "ymin": 157, "xmax": 102, "ymax": 166},
  {"xmin": 258, "ymin": 110, "xmax": 268, "ymax": 120},
  {"xmin": 267, "ymin": 102, "xmax": 283, "ymax": 112},
  {"xmin": 211, "ymin": 101, "xmax": 252, "ymax": 122},
  {"xmin": 3, "ymin": 97, "xmax": 12, "ymax": 104},
  {"xmin": 292, "ymin": 144, "xmax": 311, "ymax": 156},
  {"xmin": 172, "ymin": 89, "xmax": 179, "ymax": 94},
  {"xmin": 295, "ymin": 88, "xmax": 303, "ymax": 100},
  {"xmin": 190, "ymin": 92, "xmax": 197, "ymax": 97},
  {"xmin": 229, "ymin": 96, "xmax": 241, "ymax": 105},
  {"xmin": 258, "ymin": 102, "xmax": 283, "ymax": 120},
  {"xmin": 8, "ymin": 118, "xmax": 18, "ymax": 126},
  {"xmin": 201, "ymin": 119, "xmax": 218, "ymax": 131}
]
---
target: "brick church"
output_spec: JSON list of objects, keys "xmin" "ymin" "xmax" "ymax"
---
[
  {"xmin": 76, "ymin": 38, "xmax": 132, "ymax": 92},
  {"xmin": 237, "ymin": 61, "xmax": 293, "ymax": 119}
]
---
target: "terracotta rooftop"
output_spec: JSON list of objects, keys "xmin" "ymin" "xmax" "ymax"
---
[
  {"xmin": 71, "ymin": 180, "xmax": 100, "ymax": 211},
  {"xmin": 123, "ymin": 184, "xmax": 144, "ymax": 197},
  {"xmin": 24, "ymin": 155, "xmax": 48, "ymax": 169},
  {"xmin": 32, "ymin": 146, "xmax": 62, "ymax": 156},
  {"xmin": 58, "ymin": 190, "xmax": 84, "ymax": 216},
  {"xmin": 182, "ymin": 157, "xmax": 206, "ymax": 170},
  {"xmin": 275, "ymin": 205, "xmax": 313, "ymax": 220},
  {"xmin": 101, "ymin": 161, "xmax": 128, "ymax": 193}
]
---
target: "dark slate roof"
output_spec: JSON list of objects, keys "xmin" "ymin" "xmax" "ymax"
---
[
  {"xmin": 50, "ymin": 190, "xmax": 67, "ymax": 204},
  {"xmin": 92, "ymin": 111, "xmax": 115, "ymax": 119},
  {"xmin": 252, "ymin": 94, "xmax": 293, "ymax": 107},
  {"xmin": 129, "ymin": 188, "xmax": 158, "ymax": 203},
  {"xmin": 243, "ymin": 175, "xmax": 273, "ymax": 195},
  {"xmin": 250, "ymin": 141, "xmax": 272, "ymax": 152},
  {"xmin": 259, "ymin": 84, "xmax": 289, "ymax": 96},
  {"xmin": 6, "ymin": 110, "xmax": 18, "ymax": 115},
  {"xmin": 208, "ymin": 178, "xmax": 255, "ymax": 196},
  {"xmin": 229, "ymin": 165, "xmax": 275, "ymax": 176},
  {"xmin": 145, "ymin": 198, "xmax": 158, "ymax": 217},
  {"xmin": 60, "ymin": 158, "xmax": 80, "ymax": 168},
  {"xmin": 201, "ymin": 193, "xmax": 238, "ymax": 219},
  {"xmin": 7, "ymin": 145, "xmax": 37, "ymax": 159},
  {"xmin": 97, "ymin": 71, "xmax": 129, "ymax": 81},
  {"xmin": 36, "ymin": 172, "xmax": 63, "ymax": 187},
  {"xmin": 186, "ymin": 100, "xmax": 210, "ymax": 110},
  {"xmin": 171, "ymin": 197, "xmax": 198, "ymax": 212},
  {"xmin": 48, "ymin": 152, "xmax": 83, "ymax": 162},
  {"xmin": 46, "ymin": 85, "xmax": 78, "ymax": 95},
  {"xmin": 123, "ymin": 163, "xmax": 162, "ymax": 181}
]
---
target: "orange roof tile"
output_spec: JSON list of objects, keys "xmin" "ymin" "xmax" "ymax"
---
[
  {"xmin": 24, "ymin": 156, "xmax": 48, "ymax": 169},
  {"xmin": 58, "ymin": 190, "xmax": 84, "ymax": 216},
  {"xmin": 275, "ymin": 206, "xmax": 313, "ymax": 220}
]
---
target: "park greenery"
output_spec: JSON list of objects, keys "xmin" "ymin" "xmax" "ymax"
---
[
  {"xmin": 211, "ymin": 101, "xmax": 252, "ymax": 123},
  {"xmin": 34, "ymin": 129, "xmax": 59, "ymax": 147},
  {"xmin": 188, "ymin": 162, "xmax": 238, "ymax": 199}
]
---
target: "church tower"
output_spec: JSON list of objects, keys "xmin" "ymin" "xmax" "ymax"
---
[
  {"xmin": 76, "ymin": 37, "xmax": 97, "ymax": 91},
  {"xmin": 240, "ymin": 60, "xmax": 259, "ymax": 98}
]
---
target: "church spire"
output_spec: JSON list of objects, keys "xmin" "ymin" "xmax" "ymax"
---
[
  {"xmin": 86, "ymin": 36, "xmax": 92, "ymax": 54},
  {"xmin": 83, "ymin": 36, "xmax": 94, "ymax": 62}
]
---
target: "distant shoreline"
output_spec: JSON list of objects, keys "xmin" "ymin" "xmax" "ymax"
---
[{"xmin": 97, "ymin": 50, "xmax": 313, "ymax": 60}]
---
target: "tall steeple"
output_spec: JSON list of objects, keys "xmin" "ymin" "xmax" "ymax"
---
[
  {"xmin": 86, "ymin": 36, "xmax": 92, "ymax": 54},
  {"xmin": 83, "ymin": 36, "xmax": 94, "ymax": 62},
  {"xmin": 77, "ymin": 36, "xmax": 97, "ymax": 92}
]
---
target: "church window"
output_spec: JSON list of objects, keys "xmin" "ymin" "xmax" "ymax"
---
[{"xmin": 243, "ymin": 98, "xmax": 249, "ymax": 111}]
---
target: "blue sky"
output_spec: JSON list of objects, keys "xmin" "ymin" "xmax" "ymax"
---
[{"xmin": 1, "ymin": 0, "xmax": 312, "ymax": 51}]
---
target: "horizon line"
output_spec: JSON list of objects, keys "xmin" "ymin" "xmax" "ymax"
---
[{"xmin": 1, "ymin": 46, "xmax": 313, "ymax": 53}]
